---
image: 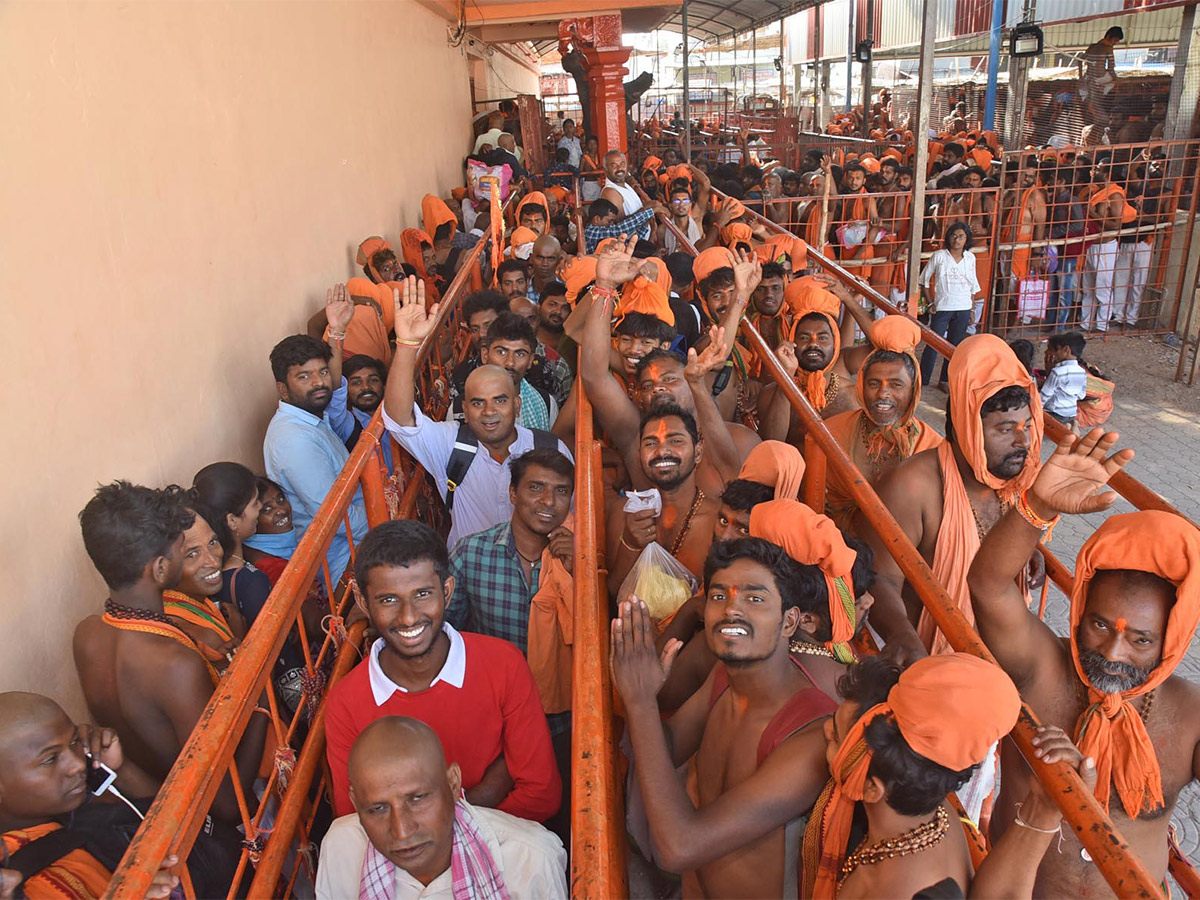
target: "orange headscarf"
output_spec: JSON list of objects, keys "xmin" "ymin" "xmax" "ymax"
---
[
  {"xmin": 545, "ymin": 184, "xmax": 571, "ymax": 208},
  {"xmin": 618, "ymin": 257, "xmax": 674, "ymax": 326},
  {"xmin": 517, "ymin": 192, "xmax": 551, "ymax": 234},
  {"xmin": 643, "ymin": 155, "xmax": 663, "ymax": 172},
  {"xmin": 784, "ymin": 277, "xmax": 842, "ymax": 410},
  {"xmin": 946, "ymin": 334, "xmax": 1043, "ymax": 504},
  {"xmin": 859, "ymin": 156, "xmax": 881, "ymax": 175},
  {"xmin": 421, "ymin": 194, "xmax": 458, "ymax": 244},
  {"xmin": 561, "ymin": 255, "xmax": 597, "ymax": 303},
  {"xmin": 805, "ymin": 653, "xmax": 1021, "ymax": 899},
  {"xmin": 1068, "ymin": 511, "xmax": 1200, "ymax": 818},
  {"xmin": 508, "ymin": 225, "xmax": 537, "ymax": 258},
  {"xmin": 347, "ymin": 277, "xmax": 396, "ymax": 332},
  {"xmin": 714, "ymin": 195, "xmax": 746, "ymax": 222},
  {"xmin": 720, "ymin": 222, "xmax": 753, "ymax": 248},
  {"xmin": 967, "ymin": 147, "xmax": 994, "ymax": 170},
  {"xmin": 693, "ymin": 246, "xmax": 737, "ymax": 285},
  {"xmin": 754, "ymin": 233, "xmax": 808, "ymax": 272},
  {"xmin": 356, "ymin": 236, "xmax": 392, "ymax": 282},
  {"xmin": 857, "ymin": 316, "xmax": 924, "ymax": 457},
  {"xmin": 400, "ymin": 228, "xmax": 438, "ymax": 301},
  {"xmin": 737, "ymin": 440, "xmax": 806, "ymax": 500},
  {"xmin": 749, "ymin": 499, "xmax": 858, "ymax": 662}
]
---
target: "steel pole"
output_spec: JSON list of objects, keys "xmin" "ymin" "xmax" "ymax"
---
[
  {"xmin": 984, "ymin": 0, "xmax": 1005, "ymax": 130},
  {"xmin": 905, "ymin": 0, "xmax": 938, "ymax": 310},
  {"xmin": 683, "ymin": 0, "xmax": 691, "ymax": 161}
]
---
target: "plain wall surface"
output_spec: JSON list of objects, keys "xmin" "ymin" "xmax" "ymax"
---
[{"xmin": 0, "ymin": 1, "xmax": 472, "ymax": 716}]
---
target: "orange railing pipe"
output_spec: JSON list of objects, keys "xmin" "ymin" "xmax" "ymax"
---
[
  {"xmin": 570, "ymin": 381, "xmax": 628, "ymax": 899},
  {"xmin": 740, "ymin": 318, "xmax": 1163, "ymax": 899}
]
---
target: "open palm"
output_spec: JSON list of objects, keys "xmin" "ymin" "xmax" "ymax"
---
[
  {"xmin": 1030, "ymin": 429, "xmax": 1134, "ymax": 517},
  {"xmin": 595, "ymin": 233, "xmax": 642, "ymax": 288},
  {"xmin": 392, "ymin": 275, "xmax": 439, "ymax": 344},
  {"xmin": 685, "ymin": 326, "xmax": 730, "ymax": 379}
]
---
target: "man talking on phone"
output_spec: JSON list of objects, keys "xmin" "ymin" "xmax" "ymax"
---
[{"xmin": 0, "ymin": 692, "xmax": 237, "ymax": 899}]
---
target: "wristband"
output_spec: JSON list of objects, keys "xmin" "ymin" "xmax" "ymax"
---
[
  {"xmin": 1013, "ymin": 802, "xmax": 1061, "ymax": 835},
  {"xmin": 327, "ymin": 330, "xmax": 346, "ymax": 341},
  {"xmin": 396, "ymin": 338, "xmax": 423, "ymax": 348},
  {"xmin": 1016, "ymin": 490, "xmax": 1059, "ymax": 539},
  {"xmin": 591, "ymin": 284, "xmax": 619, "ymax": 300}
]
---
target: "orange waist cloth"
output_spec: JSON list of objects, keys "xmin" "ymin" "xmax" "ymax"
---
[
  {"xmin": 3, "ymin": 824, "xmax": 113, "ymax": 900},
  {"xmin": 527, "ymin": 547, "xmax": 574, "ymax": 715}
]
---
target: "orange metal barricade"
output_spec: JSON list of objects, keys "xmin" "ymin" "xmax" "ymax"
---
[{"xmin": 102, "ymin": 216, "xmax": 499, "ymax": 899}]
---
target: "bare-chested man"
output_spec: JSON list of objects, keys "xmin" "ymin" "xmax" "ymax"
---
[
  {"xmin": 968, "ymin": 429, "xmax": 1200, "ymax": 897},
  {"xmin": 610, "ymin": 539, "xmax": 836, "ymax": 898},
  {"xmin": 865, "ymin": 334, "xmax": 1043, "ymax": 664},
  {"xmin": 73, "ymin": 482, "xmax": 267, "ymax": 822},
  {"xmin": 607, "ymin": 405, "xmax": 722, "ymax": 590}
]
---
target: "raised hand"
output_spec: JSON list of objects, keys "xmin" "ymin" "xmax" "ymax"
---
[
  {"xmin": 622, "ymin": 508, "xmax": 657, "ymax": 552},
  {"xmin": 610, "ymin": 598, "xmax": 683, "ymax": 707},
  {"xmin": 776, "ymin": 340, "xmax": 799, "ymax": 378},
  {"xmin": 392, "ymin": 276, "xmax": 439, "ymax": 346},
  {"xmin": 732, "ymin": 248, "xmax": 762, "ymax": 298},
  {"xmin": 326, "ymin": 283, "xmax": 356, "ymax": 334},
  {"xmin": 595, "ymin": 233, "xmax": 642, "ymax": 289},
  {"xmin": 685, "ymin": 327, "xmax": 731, "ymax": 382},
  {"xmin": 1029, "ymin": 429, "xmax": 1134, "ymax": 519},
  {"xmin": 812, "ymin": 273, "xmax": 854, "ymax": 303},
  {"xmin": 1021, "ymin": 726, "xmax": 1097, "ymax": 831}
]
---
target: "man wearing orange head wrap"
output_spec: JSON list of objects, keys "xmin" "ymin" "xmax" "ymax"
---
[
  {"xmin": 400, "ymin": 228, "xmax": 440, "ymax": 302},
  {"xmin": 804, "ymin": 653, "xmax": 1021, "ymax": 899},
  {"xmin": 968, "ymin": 428, "xmax": 1200, "ymax": 896},
  {"xmin": 832, "ymin": 163, "xmax": 882, "ymax": 277},
  {"xmin": 824, "ymin": 317, "xmax": 943, "ymax": 530},
  {"xmin": 516, "ymin": 191, "xmax": 551, "ymax": 236},
  {"xmin": 866, "ymin": 334, "xmax": 1043, "ymax": 664}
]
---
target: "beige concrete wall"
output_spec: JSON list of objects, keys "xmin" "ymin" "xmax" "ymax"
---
[
  {"xmin": 473, "ymin": 47, "xmax": 542, "ymax": 107},
  {"xmin": 0, "ymin": 0, "xmax": 471, "ymax": 716}
]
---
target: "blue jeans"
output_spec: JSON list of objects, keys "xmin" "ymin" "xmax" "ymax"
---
[
  {"xmin": 1049, "ymin": 256, "xmax": 1078, "ymax": 326},
  {"xmin": 921, "ymin": 309, "xmax": 972, "ymax": 384}
]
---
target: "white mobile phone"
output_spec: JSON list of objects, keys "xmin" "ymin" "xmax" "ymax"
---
[{"xmin": 85, "ymin": 754, "xmax": 118, "ymax": 796}]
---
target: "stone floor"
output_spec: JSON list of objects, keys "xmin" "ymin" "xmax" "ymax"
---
[{"xmin": 917, "ymin": 337, "xmax": 1200, "ymax": 879}]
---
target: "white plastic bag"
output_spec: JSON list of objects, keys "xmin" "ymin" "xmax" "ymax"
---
[
  {"xmin": 616, "ymin": 542, "xmax": 699, "ymax": 624},
  {"xmin": 623, "ymin": 489, "xmax": 662, "ymax": 516}
]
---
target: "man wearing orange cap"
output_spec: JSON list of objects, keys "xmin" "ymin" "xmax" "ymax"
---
[
  {"xmin": 824, "ymin": 317, "xmax": 943, "ymax": 531},
  {"xmin": 968, "ymin": 428, "xmax": 1200, "ymax": 896},
  {"xmin": 517, "ymin": 191, "xmax": 550, "ymax": 236},
  {"xmin": 865, "ymin": 334, "xmax": 1042, "ymax": 665},
  {"xmin": 804, "ymin": 653, "xmax": 1021, "ymax": 899}
]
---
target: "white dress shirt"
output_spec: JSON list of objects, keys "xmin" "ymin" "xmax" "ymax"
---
[
  {"xmin": 316, "ymin": 800, "xmax": 568, "ymax": 900},
  {"xmin": 367, "ymin": 624, "xmax": 466, "ymax": 704}
]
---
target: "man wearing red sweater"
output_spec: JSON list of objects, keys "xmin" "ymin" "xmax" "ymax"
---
[{"xmin": 324, "ymin": 520, "xmax": 560, "ymax": 822}]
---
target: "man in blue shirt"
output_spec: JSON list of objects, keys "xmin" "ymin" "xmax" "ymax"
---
[
  {"xmin": 328, "ymin": 353, "xmax": 393, "ymax": 474},
  {"xmin": 264, "ymin": 292, "xmax": 367, "ymax": 584}
]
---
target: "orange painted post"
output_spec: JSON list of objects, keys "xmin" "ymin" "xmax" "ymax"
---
[
  {"xmin": 570, "ymin": 382, "xmax": 628, "ymax": 900},
  {"xmin": 561, "ymin": 14, "xmax": 629, "ymax": 156},
  {"xmin": 803, "ymin": 432, "xmax": 826, "ymax": 511},
  {"xmin": 740, "ymin": 317, "xmax": 1164, "ymax": 899},
  {"xmin": 359, "ymin": 443, "xmax": 390, "ymax": 528}
]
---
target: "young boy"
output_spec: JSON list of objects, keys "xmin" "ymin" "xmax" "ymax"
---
[{"xmin": 1040, "ymin": 331, "xmax": 1088, "ymax": 429}]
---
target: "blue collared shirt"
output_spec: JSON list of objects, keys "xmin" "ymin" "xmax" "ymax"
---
[{"xmin": 264, "ymin": 398, "xmax": 368, "ymax": 584}]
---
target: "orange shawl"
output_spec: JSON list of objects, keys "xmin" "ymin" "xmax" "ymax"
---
[
  {"xmin": 1069, "ymin": 511, "xmax": 1200, "ymax": 818},
  {"xmin": 754, "ymin": 233, "xmax": 808, "ymax": 272},
  {"xmin": 720, "ymin": 222, "xmax": 753, "ymax": 248},
  {"xmin": 347, "ymin": 277, "xmax": 396, "ymax": 332},
  {"xmin": 421, "ymin": 194, "xmax": 458, "ymax": 243},
  {"xmin": 693, "ymin": 246, "xmax": 737, "ymax": 285},
  {"xmin": 945, "ymin": 334, "xmax": 1043, "ymax": 504},
  {"xmin": 400, "ymin": 228, "xmax": 439, "ymax": 301},
  {"xmin": 750, "ymin": 499, "xmax": 858, "ymax": 662},
  {"xmin": 163, "ymin": 591, "xmax": 235, "ymax": 665},
  {"xmin": 784, "ymin": 277, "xmax": 842, "ymax": 410},
  {"xmin": 857, "ymin": 316, "xmax": 925, "ymax": 458},
  {"xmin": 528, "ymin": 546, "xmax": 575, "ymax": 714},
  {"xmin": 2, "ymin": 823, "xmax": 113, "ymax": 899},
  {"xmin": 737, "ymin": 440, "xmax": 806, "ymax": 500},
  {"xmin": 356, "ymin": 236, "xmax": 391, "ymax": 282},
  {"xmin": 561, "ymin": 255, "xmax": 597, "ymax": 304},
  {"xmin": 804, "ymin": 653, "xmax": 1020, "ymax": 899}
]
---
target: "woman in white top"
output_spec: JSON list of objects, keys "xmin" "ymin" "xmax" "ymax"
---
[{"xmin": 918, "ymin": 222, "xmax": 985, "ymax": 386}]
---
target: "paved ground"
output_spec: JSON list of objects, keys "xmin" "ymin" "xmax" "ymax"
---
[{"xmin": 918, "ymin": 332, "xmax": 1200, "ymax": 880}]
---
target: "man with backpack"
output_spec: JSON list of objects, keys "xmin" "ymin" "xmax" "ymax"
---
[{"xmin": 383, "ymin": 277, "xmax": 572, "ymax": 549}]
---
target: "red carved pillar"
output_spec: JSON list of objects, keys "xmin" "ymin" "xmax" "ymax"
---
[{"xmin": 559, "ymin": 13, "xmax": 631, "ymax": 156}]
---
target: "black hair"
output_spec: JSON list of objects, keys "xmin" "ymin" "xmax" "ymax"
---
[
  {"xmin": 588, "ymin": 198, "xmax": 619, "ymax": 222},
  {"xmin": 880, "ymin": 157, "xmax": 900, "ymax": 171},
  {"xmin": 563, "ymin": 118, "xmax": 575, "ymax": 128},
  {"xmin": 639, "ymin": 402, "xmax": 699, "ymax": 445},
  {"xmin": 541, "ymin": 281, "xmax": 568, "ymax": 300},
  {"xmin": 943, "ymin": 142, "xmax": 964, "ymax": 159},
  {"xmin": 945, "ymin": 385, "xmax": 1031, "ymax": 442},
  {"xmin": 555, "ymin": 146, "xmax": 570, "ymax": 163},
  {"xmin": 796, "ymin": 311, "xmax": 834, "ymax": 333},
  {"xmin": 462, "ymin": 289, "xmax": 509, "ymax": 325},
  {"xmin": 354, "ymin": 520, "xmax": 450, "ymax": 591},
  {"xmin": 760, "ymin": 261, "xmax": 786, "ymax": 281},
  {"xmin": 1106, "ymin": 26, "xmax": 1124, "ymax": 40},
  {"xmin": 270, "ymin": 335, "xmax": 331, "ymax": 384},
  {"xmin": 192, "ymin": 462, "xmax": 260, "ymax": 556},
  {"xmin": 963, "ymin": 165, "xmax": 986, "ymax": 180},
  {"xmin": 497, "ymin": 259, "xmax": 530, "ymax": 281},
  {"xmin": 509, "ymin": 447, "xmax": 575, "ymax": 489},
  {"xmin": 704, "ymin": 537, "xmax": 810, "ymax": 613},
  {"xmin": 844, "ymin": 162, "xmax": 867, "ymax": 177},
  {"xmin": 633, "ymin": 238, "xmax": 661, "ymax": 259},
  {"xmin": 1007, "ymin": 339, "xmax": 1035, "ymax": 373},
  {"xmin": 742, "ymin": 164, "xmax": 764, "ymax": 183},
  {"xmin": 943, "ymin": 222, "xmax": 973, "ymax": 250},
  {"xmin": 80, "ymin": 482, "xmax": 195, "ymax": 591},
  {"xmin": 720, "ymin": 478, "xmax": 775, "ymax": 513},
  {"xmin": 1048, "ymin": 331, "xmax": 1086, "ymax": 358},
  {"xmin": 897, "ymin": 166, "xmax": 913, "ymax": 179},
  {"xmin": 344, "ymin": 354, "xmax": 386, "ymax": 380},
  {"xmin": 369, "ymin": 248, "xmax": 397, "ymax": 274},
  {"xmin": 697, "ymin": 268, "xmax": 736, "ymax": 298},
  {"xmin": 665, "ymin": 252, "xmax": 695, "ymax": 286},
  {"xmin": 863, "ymin": 349, "xmax": 917, "ymax": 384},
  {"xmin": 669, "ymin": 181, "xmax": 694, "ymax": 199},
  {"xmin": 482, "ymin": 311, "xmax": 536, "ymax": 351},
  {"xmin": 614, "ymin": 312, "xmax": 676, "ymax": 344},
  {"xmin": 255, "ymin": 476, "xmax": 286, "ymax": 502},
  {"xmin": 633, "ymin": 347, "xmax": 686, "ymax": 384}
]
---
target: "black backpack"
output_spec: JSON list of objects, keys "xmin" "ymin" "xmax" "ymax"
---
[{"xmin": 444, "ymin": 422, "xmax": 558, "ymax": 513}]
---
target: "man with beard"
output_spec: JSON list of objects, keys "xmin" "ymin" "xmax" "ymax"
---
[
  {"xmin": 610, "ymin": 530, "xmax": 851, "ymax": 897},
  {"xmin": 536, "ymin": 281, "xmax": 572, "ymax": 363},
  {"xmin": 527, "ymin": 234, "xmax": 561, "ymax": 302},
  {"xmin": 323, "ymin": 521, "xmax": 560, "ymax": 822},
  {"xmin": 384, "ymin": 278, "xmax": 572, "ymax": 549},
  {"xmin": 327, "ymin": 354, "xmax": 392, "ymax": 472},
  {"xmin": 824, "ymin": 317, "xmax": 943, "ymax": 531},
  {"xmin": 607, "ymin": 405, "xmax": 722, "ymax": 589},
  {"xmin": 264, "ymin": 294, "xmax": 366, "ymax": 583},
  {"xmin": 833, "ymin": 163, "xmax": 882, "ymax": 277},
  {"xmin": 689, "ymin": 246, "xmax": 763, "ymax": 424},
  {"xmin": 968, "ymin": 429, "xmax": 1200, "ymax": 897},
  {"xmin": 1001, "ymin": 156, "xmax": 1048, "ymax": 327},
  {"xmin": 865, "ymin": 334, "xmax": 1043, "ymax": 665},
  {"xmin": 869, "ymin": 159, "xmax": 911, "ymax": 302},
  {"xmin": 497, "ymin": 259, "xmax": 532, "ymax": 304},
  {"xmin": 749, "ymin": 262, "xmax": 789, "ymax": 351}
]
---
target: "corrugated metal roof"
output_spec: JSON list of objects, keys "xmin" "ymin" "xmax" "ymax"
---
[{"xmin": 655, "ymin": 0, "xmax": 823, "ymax": 41}]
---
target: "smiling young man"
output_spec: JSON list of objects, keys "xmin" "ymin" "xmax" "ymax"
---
[
  {"xmin": 323, "ymin": 520, "xmax": 560, "ymax": 822},
  {"xmin": 384, "ymin": 278, "xmax": 572, "ymax": 551},
  {"xmin": 968, "ymin": 429, "xmax": 1200, "ymax": 897},
  {"xmin": 326, "ymin": 353, "xmax": 392, "ymax": 472},
  {"xmin": 865, "ymin": 334, "xmax": 1044, "ymax": 665},
  {"xmin": 316, "ymin": 717, "xmax": 566, "ymax": 900},
  {"xmin": 447, "ymin": 313, "xmax": 557, "ymax": 432}
]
